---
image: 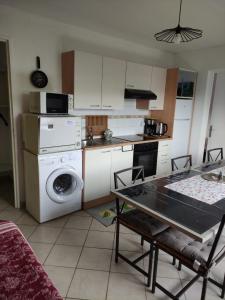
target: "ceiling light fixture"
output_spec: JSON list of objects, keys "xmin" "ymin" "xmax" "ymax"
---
[{"xmin": 154, "ymin": 0, "xmax": 203, "ymax": 44}]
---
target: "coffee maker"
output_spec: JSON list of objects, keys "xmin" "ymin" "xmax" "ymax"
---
[
  {"xmin": 144, "ymin": 118, "xmax": 168, "ymax": 136},
  {"xmin": 144, "ymin": 118, "xmax": 157, "ymax": 136}
]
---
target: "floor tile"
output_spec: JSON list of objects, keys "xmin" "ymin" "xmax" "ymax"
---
[
  {"xmin": 56, "ymin": 228, "xmax": 88, "ymax": 246},
  {"xmin": 116, "ymin": 233, "xmax": 143, "ymax": 252},
  {"xmin": 65, "ymin": 215, "xmax": 92, "ymax": 229},
  {"xmin": 107, "ymin": 272, "xmax": 146, "ymax": 300},
  {"xmin": 67, "ymin": 269, "xmax": 109, "ymax": 300},
  {"xmin": 144, "ymin": 253, "xmax": 180, "ymax": 279},
  {"xmin": 28, "ymin": 226, "xmax": 62, "ymax": 243},
  {"xmin": 0, "ymin": 198, "xmax": 10, "ymax": 210},
  {"xmin": 30, "ymin": 242, "xmax": 53, "ymax": 264},
  {"xmin": 85, "ymin": 230, "xmax": 114, "ymax": 249},
  {"xmin": 146, "ymin": 278, "xmax": 185, "ymax": 300},
  {"xmin": 111, "ymin": 250, "xmax": 144, "ymax": 275},
  {"xmin": 0, "ymin": 208, "xmax": 23, "ymax": 221},
  {"xmin": 74, "ymin": 210, "xmax": 90, "ymax": 217},
  {"xmin": 45, "ymin": 244, "xmax": 82, "ymax": 268},
  {"xmin": 41, "ymin": 215, "xmax": 70, "ymax": 228},
  {"xmin": 120, "ymin": 224, "xmax": 137, "ymax": 234},
  {"xmin": 178, "ymin": 264, "xmax": 196, "ymax": 280},
  {"xmin": 44, "ymin": 265, "xmax": 74, "ymax": 297},
  {"xmin": 183, "ymin": 279, "xmax": 220, "ymax": 300},
  {"xmin": 78, "ymin": 247, "xmax": 112, "ymax": 271},
  {"xmin": 16, "ymin": 212, "xmax": 39, "ymax": 226},
  {"xmin": 17, "ymin": 224, "xmax": 37, "ymax": 239},
  {"xmin": 90, "ymin": 218, "xmax": 115, "ymax": 232}
]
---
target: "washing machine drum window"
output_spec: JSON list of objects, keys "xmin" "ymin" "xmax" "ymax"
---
[{"xmin": 46, "ymin": 167, "xmax": 83, "ymax": 203}]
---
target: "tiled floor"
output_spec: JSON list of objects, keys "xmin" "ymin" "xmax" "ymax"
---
[{"xmin": 0, "ymin": 196, "xmax": 223, "ymax": 300}]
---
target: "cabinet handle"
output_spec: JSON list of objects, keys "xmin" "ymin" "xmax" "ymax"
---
[
  {"xmin": 90, "ymin": 104, "xmax": 100, "ymax": 108},
  {"xmin": 126, "ymin": 84, "xmax": 135, "ymax": 88},
  {"xmin": 103, "ymin": 105, "xmax": 112, "ymax": 108},
  {"xmin": 102, "ymin": 150, "xmax": 111, "ymax": 153}
]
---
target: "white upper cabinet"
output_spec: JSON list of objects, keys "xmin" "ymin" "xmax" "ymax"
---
[
  {"xmin": 125, "ymin": 62, "xmax": 152, "ymax": 91},
  {"xmin": 149, "ymin": 67, "xmax": 167, "ymax": 110},
  {"xmin": 74, "ymin": 51, "xmax": 102, "ymax": 109},
  {"xmin": 102, "ymin": 57, "xmax": 126, "ymax": 110}
]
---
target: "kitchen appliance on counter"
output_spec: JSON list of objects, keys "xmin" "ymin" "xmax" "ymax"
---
[
  {"xmin": 155, "ymin": 122, "xmax": 168, "ymax": 136},
  {"xmin": 29, "ymin": 92, "xmax": 74, "ymax": 115},
  {"xmin": 144, "ymin": 118, "xmax": 168, "ymax": 136},
  {"xmin": 22, "ymin": 114, "xmax": 81, "ymax": 154}
]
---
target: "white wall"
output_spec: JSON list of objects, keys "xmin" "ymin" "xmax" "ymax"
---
[
  {"xmin": 176, "ymin": 45, "xmax": 225, "ymax": 164},
  {"xmin": 0, "ymin": 5, "xmax": 176, "ymax": 205}
]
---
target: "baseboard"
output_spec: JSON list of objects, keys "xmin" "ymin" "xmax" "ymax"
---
[{"xmin": 83, "ymin": 194, "xmax": 114, "ymax": 209}]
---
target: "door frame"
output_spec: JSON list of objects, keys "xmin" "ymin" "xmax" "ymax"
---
[
  {"xmin": 201, "ymin": 69, "xmax": 225, "ymax": 162},
  {"xmin": 0, "ymin": 36, "xmax": 20, "ymax": 208}
]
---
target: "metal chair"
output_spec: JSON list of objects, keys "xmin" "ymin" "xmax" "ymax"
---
[
  {"xmin": 114, "ymin": 166, "xmax": 169, "ymax": 287},
  {"xmin": 171, "ymin": 155, "xmax": 192, "ymax": 172},
  {"xmin": 152, "ymin": 214, "xmax": 225, "ymax": 300},
  {"xmin": 207, "ymin": 148, "xmax": 224, "ymax": 162}
]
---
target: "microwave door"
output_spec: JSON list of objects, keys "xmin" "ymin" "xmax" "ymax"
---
[{"xmin": 39, "ymin": 117, "xmax": 76, "ymax": 149}]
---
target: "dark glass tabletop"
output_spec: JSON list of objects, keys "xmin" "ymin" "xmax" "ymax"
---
[{"xmin": 112, "ymin": 162, "xmax": 225, "ymax": 241}]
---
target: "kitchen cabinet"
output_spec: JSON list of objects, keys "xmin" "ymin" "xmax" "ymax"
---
[
  {"xmin": 125, "ymin": 62, "xmax": 152, "ymax": 91},
  {"xmin": 110, "ymin": 145, "xmax": 134, "ymax": 189},
  {"xmin": 149, "ymin": 67, "xmax": 167, "ymax": 110},
  {"xmin": 102, "ymin": 57, "xmax": 126, "ymax": 110},
  {"xmin": 156, "ymin": 140, "xmax": 171, "ymax": 177},
  {"xmin": 74, "ymin": 51, "xmax": 102, "ymax": 109},
  {"xmin": 84, "ymin": 149, "xmax": 111, "ymax": 202},
  {"xmin": 84, "ymin": 145, "xmax": 134, "ymax": 203}
]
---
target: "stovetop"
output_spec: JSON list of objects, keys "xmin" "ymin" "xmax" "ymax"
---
[{"xmin": 115, "ymin": 134, "xmax": 170, "ymax": 142}]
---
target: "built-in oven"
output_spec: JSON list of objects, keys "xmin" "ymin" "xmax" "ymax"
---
[{"xmin": 133, "ymin": 142, "xmax": 158, "ymax": 178}]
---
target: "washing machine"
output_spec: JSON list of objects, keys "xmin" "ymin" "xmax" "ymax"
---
[{"xmin": 24, "ymin": 150, "xmax": 83, "ymax": 223}]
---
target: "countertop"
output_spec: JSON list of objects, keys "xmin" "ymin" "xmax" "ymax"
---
[{"xmin": 83, "ymin": 135, "xmax": 172, "ymax": 150}]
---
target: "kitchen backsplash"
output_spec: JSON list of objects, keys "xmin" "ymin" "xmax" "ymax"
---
[{"xmin": 81, "ymin": 116, "xmax": 145, "ymax": 139}]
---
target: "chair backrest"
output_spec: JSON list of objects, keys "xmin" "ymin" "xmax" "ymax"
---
[
  {"xmin": 207, "ymin": 148, "xmax": 224, "ymax": 162},
  {"xmin": 171, "ymin": 155, "xmax": 192, "ymax": 172},
  {"xmin": 114, "ymin": 166, "xmax": 145, "ymax": 189},
  {"xmin": 206, "ymin": 214, "xmax": 225, "ymax": 268}
]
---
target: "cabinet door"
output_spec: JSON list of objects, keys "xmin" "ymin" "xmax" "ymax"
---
[
  {"xmin": 84, "ymin": 149, "xmax": 111, "ymax": 202},
  {"xmin": 126, "ymin": 62, "xmax": 152, "ymax": 90},
  {"xmin": 102, "ymin": 57, "xmax": 126, "ymax": 110},
  {"xmin": 74, "ymin": 51, "xmax": 102, "ymax": 109},
  {"xmin": 111, "ymin": 145, "xmax": 134, "ymax": 189},
  {"xmin": 149, "ymin": 67, "xmax": 167, "ymax": 110},
  {"xmin": 156, "ymin": 140, "xmax": 171, "ymax": 176}
]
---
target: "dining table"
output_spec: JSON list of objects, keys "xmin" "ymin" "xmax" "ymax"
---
[{"xmin": 111, "ymin": 160, "xmax": 225, "ymax": 242}]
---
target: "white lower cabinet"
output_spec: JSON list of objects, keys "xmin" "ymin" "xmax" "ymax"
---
[
  {"xmin": 111, "ymin": 145, "xmax": 134, "ymax": 189},
  {"xmin": 84, "ymin": 149, "xmax": 111, "ymax": 202},
  {"xmin": 156, "ymin": 140, "xmax": 172, "ymax": 177},
  {"xmin": 84, "ymin": 145, "xmax": 134, "ymax": 202}
]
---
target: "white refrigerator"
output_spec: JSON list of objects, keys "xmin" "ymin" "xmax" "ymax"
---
[{"xmin": 171, "ymin": 99, "xmax": 193, "ymax": 158}]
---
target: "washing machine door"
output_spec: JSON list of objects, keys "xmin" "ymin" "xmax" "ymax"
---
[{"xmin": 46, "ymin": 167, "xmax": 83, "ymax": 203}]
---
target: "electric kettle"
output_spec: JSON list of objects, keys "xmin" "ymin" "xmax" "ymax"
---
[{"xmin": 155, "ymin": 122, "xmax": 168, "ymax": 136}]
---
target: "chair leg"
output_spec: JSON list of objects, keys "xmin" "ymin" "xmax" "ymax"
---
[
  {"xmin": 141, "ymin": 236, "xmax": 144, "ymax": 246},
  {"xmin": 201, "ymin": 277, "xmax": 208, "ymax": 300},
  {"xmin": 152, "ymin": 247, "xmax": 159, "ymax": 294},
  {"xmin": 221, "ymin": 274, "xmax": 225, "ymax": 299},
  {"xmin": 178, "ymin": 261, "xmax": 182, "ymax": 271},
  {"xmin": 172, "ymin": 257, "xmax": 176, "ymax": 265},
  {"xmin": 146, "ymin": 243, "xmax": 154, "ymax": 287},
  {"xmin": 115, "ymin": 220, "xmax": 120, "ymax": 263}
]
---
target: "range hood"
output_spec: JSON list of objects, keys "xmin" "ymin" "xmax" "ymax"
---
[{"xmin": 124, "ymin": 88, "xmax": 157, "ymax": 100}]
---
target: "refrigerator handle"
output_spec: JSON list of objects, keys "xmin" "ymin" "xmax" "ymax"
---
[{"xmin": 209, "ymin": 125, "xmax": 213, "ymax": 138}]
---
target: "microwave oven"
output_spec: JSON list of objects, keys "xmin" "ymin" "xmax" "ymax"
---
[{"xmin": 29, "ymin": 92, "xmax": 74, "ymax": 114}]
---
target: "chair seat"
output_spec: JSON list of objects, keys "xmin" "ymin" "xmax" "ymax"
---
[
  {"xmin": 156, "ymin": 228, "xmax": 225, "ymax": 267},
  {"xmin": 119, "ymin": 209, "xmax": 169, "ymax": 237}
]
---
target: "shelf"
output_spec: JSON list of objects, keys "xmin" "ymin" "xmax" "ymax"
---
[{"xmin": 176, "ymin": 97, "xmax": 194, "ymax": 100}]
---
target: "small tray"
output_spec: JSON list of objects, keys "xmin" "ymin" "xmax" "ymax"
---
[{"xmin": 201, "ymin": 173, "xmax": 225, "ymax": 183}]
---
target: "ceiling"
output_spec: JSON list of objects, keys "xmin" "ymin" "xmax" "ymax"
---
[{"xmin": 1, "ymin": 0, "xmax": 225, "ymax": 53}]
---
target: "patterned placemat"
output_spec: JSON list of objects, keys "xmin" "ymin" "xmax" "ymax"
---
[{"xmin": 165, "ymin": 167, "xmax": 225, "ymax": 205}]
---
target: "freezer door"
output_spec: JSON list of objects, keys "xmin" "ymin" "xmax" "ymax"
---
[
  {"xmin": 39, "ymin": 117, "xmax": 80, "ymax": 149},
  {"xmin": 174, "ymin": 99, "xmax": 193, "ymax": 120},
  {"xmin": 171, "ymin": 119, "xmax": 191, "ymax": 158}
]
